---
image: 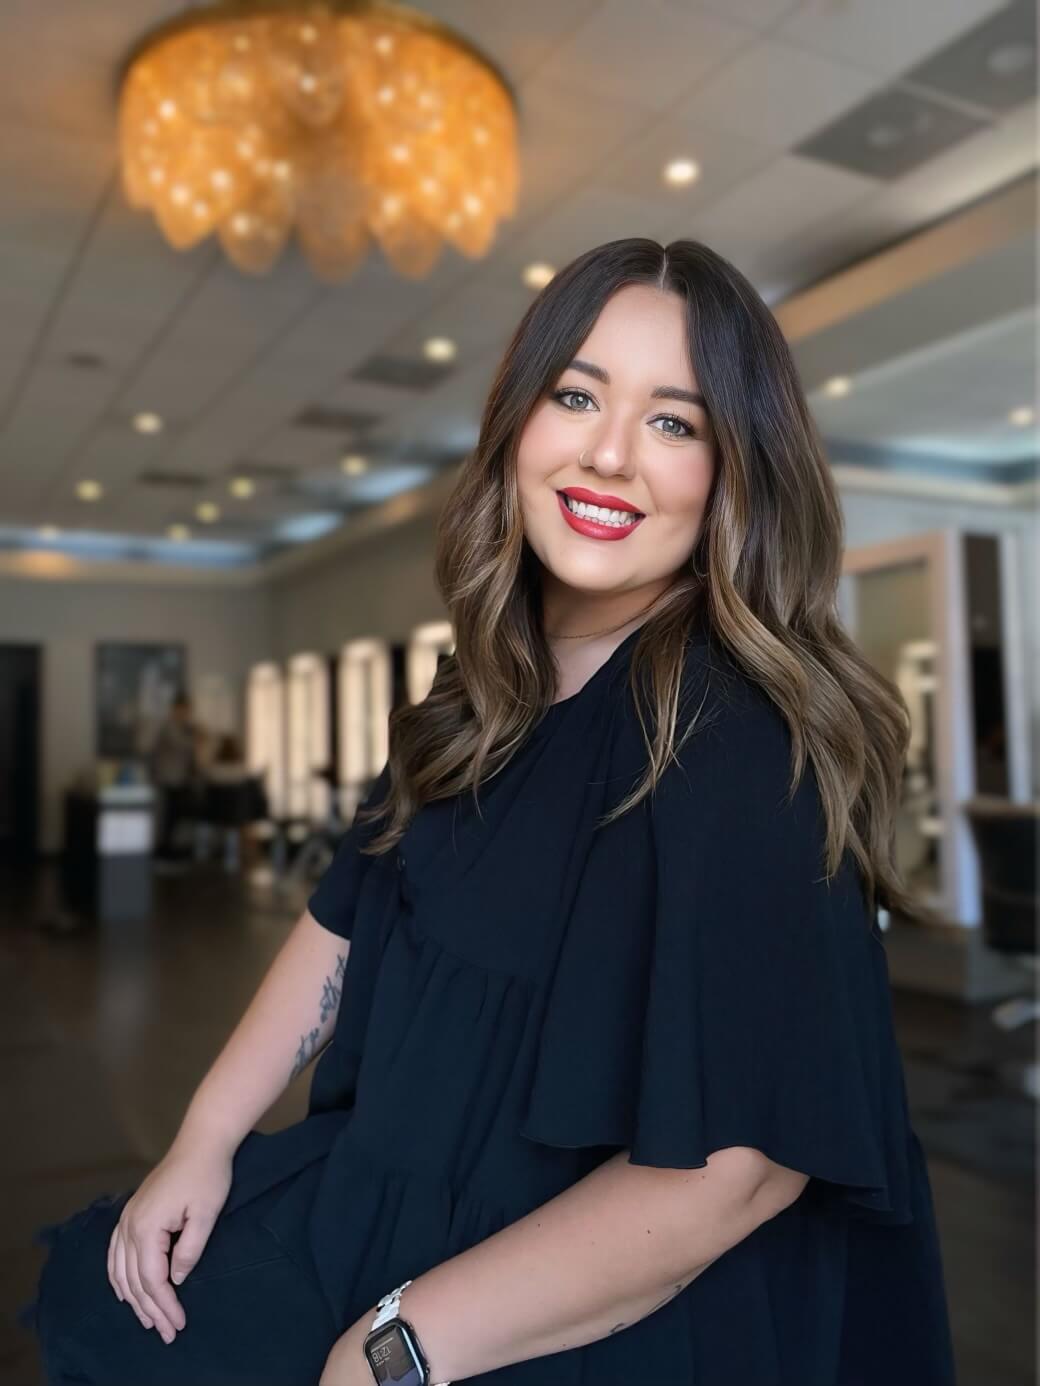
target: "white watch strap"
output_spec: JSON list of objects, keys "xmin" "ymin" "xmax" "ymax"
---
[{"xmin": 370, "ymin": 1281, "xmax": 452, "ymax": 1385}]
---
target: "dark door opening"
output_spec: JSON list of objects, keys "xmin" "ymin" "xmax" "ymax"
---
[{"xmin": 0, "ymin": 644, "xmax": 42, "ymax": 863}]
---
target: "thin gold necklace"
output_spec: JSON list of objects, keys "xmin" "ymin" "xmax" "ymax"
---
[{"xmin": 546, "ymin": 597, "xmax": 660, "ymax": 640}]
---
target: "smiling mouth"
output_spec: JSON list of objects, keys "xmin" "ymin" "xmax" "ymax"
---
[
  {"xmin": 557, "ymin": 490, "xmax": 645, "ymax": 520},
  {"xmin": 556, "ymin": 491, "xmax": 646, "ymax": 538}
]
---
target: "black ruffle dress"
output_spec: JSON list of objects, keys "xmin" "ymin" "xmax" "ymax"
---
[{"xmin": 213, "ymin": 619, "xmax": 958, "ymax": 1385}]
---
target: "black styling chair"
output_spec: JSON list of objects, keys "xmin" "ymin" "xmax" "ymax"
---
[{"xmin": 964, "ymin": 795, "xmax": 1039, "ymax": 1100}]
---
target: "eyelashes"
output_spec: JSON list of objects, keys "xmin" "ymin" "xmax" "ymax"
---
[{"xmin": 550, "ymin": 387, "xmax": 698, "ymax": 440}]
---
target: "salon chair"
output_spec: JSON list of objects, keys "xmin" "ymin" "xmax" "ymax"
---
[{"xmin": 964, "ymin": 795, "xmax": 1039, "ymax": 1099}]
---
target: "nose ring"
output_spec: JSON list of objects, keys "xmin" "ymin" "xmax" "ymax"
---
[{"xmin": 578, "ymin": 449, "xmax": 587, "ymax": 464}]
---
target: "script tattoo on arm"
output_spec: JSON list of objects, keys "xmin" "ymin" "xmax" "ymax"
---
[
  {"xmin": 606, "ymin": 1275, "xmax": 698, "ymax": 1337},
  {"xmin": 320, "ymin": 952, "xmax": 347, "ymax": 1023},
  {"xmin": 290, "ymin": 952, "xmax": 347, "ymax": 1079}
]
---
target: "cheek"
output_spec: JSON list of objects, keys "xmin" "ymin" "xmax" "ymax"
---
[
  {"xmin": 646, "ymin": 453, "xmax": 713, "ymax": 526},
  {"xmin": 516, "ymin": 406, "xmax": 567, "ymax": 489}
]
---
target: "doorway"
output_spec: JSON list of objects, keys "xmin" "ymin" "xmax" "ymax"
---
[{"xmin": 0, "ymin": 644, "xmax": 42, "ymax": 862}]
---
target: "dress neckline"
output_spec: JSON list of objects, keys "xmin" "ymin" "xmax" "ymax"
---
[{"xmin": 529, "ymin": 623, "xmax": 644, "ymax": 741}]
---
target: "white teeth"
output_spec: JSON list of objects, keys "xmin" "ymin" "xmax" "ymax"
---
[{"xmin": 563, "ymin": 494, "xmax": 640, "ymax": 526}]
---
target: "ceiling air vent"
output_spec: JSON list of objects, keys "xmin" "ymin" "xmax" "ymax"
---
[
  {"xmin": 349, "ymin": 353, "xmax": 454, "ymax": 390},
  {"xmin": 291, "ymin": 405, "xmax": 382, "ymax": 431},
  {"xmin": 138, "ymin": 470, "xmax": 206, "ymax": 489},
  {"xmin": 225, "ymin": 461, "xmax": 296, "ymax": 480},
  {"xmin": 904, "ymin": 0, "xmax": 1036, "ymax": 116},
  {"xmin": 795, "ymin": 82, "xmax": 989, "ymax": 180}
]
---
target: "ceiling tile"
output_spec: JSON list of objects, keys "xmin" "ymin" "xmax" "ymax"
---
[
  {"xmin": 667, "ymin": 153, "xmax": 878, "ymax": 281},
  {"xmin": 422, "ymin": 0, "xmax": 605, "ymax": 84},
  {"xmin": 664, "ymin": 0, "xmax": 801, "ymax": 30},
  {"xmin": 778, "ymin": 0, "xmax": 1009, "ymax": 79},
  {"xmin": 2, "ymin": 0, "xmax": 181, "ymax": 61},
  {"xmin": 588, "ymin": 115, "xmax": 775, "ymax": 222},
  {"xmin": 531, "ymin": 0, "xmax": 753, "ymax": 112},
  {"xmin": 0, "ymin": 128, "xmax": 112, "ymax": 250},
  {"xmin": 0, "ymin": 44, "xmax": 115, "ymax": 142},
  {"xmin": 670, "ymin": 37, "xmax": 879, "ymax": 150}
]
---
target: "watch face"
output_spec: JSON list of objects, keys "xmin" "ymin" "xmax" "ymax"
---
[{"xmin": 364, "ymin": 1322, "xmax": 425, "ymax": 1386}]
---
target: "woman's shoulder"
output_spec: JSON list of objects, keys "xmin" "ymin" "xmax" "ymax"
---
[
  {"xmin": 604, "ymin": 625, "xmax": 800, "ymax": 824},
  {"xmin": 632, "ymin": 631, "xmax": 812, "ymax": 835},
  {"xmin": 675, "ymin": 627, "xmax": 790, "ymax": 748}
]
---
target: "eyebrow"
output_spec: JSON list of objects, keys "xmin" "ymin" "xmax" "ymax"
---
[{"xmin": 566, "ymin": 358, "xmax": 707, "ymax": 410}]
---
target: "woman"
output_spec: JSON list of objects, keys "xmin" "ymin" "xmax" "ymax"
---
[{"xmin": 26, "ymin": 238, "xmax": 957, "ymax": 1385}]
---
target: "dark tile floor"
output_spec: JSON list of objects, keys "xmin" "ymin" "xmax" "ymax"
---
[{"xmin": 1, "ymin": 861, "xmax": 1034, "ymax": 1386}]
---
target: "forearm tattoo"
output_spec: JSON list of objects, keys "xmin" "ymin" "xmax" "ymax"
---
[
  {"xmin": 290, "ymin": 953, "xmax": 347, "ymax": 1080},
  {"xmin": 320, "ymin": 952, "xmax": 347, "ymax": 1023},
  {"xmin": 291, "ymin": 1027, "xmax": 321, "ymax": 1080},
  {"xmin": 606, "ymin": 1275, "xmax": 698, "ymax": 1337}
]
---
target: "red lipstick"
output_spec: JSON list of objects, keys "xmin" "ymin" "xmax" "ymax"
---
[
  {"xmin": 559, "ymin": 486, "xmax": 644, "ymax": 514},
  {"xmin": 556, "ymin": 489, "xmax": 645, "ymax": 541}
]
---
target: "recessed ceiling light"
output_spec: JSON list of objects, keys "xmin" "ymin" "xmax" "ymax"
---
[
  {"xmin": 76, "ymin": 480, "xmax": 103, "ymax": 501},
  {"xmin": 229, "ymin": 476, "xmax": 255, "ymax": 498},
  {"xmin": 167, "ymin": 524, "xmax": 191, "ymax": 541},
  {"xmin": 340, "ymin": 453, "xmax": 368, "ymax": 475},
  {"xmin": 523, "ymin": 262, "xmax": 555, "ymax": 290},
  {"xmin": 39, "ymin": 525, "xmax": 60, "ymax": 540},
  {"xmin": 1009, "ymin": 405, "xmax": 1034, "ymax": 426},
  {"xmin": 132, "ymin": 411, "xmax": 164, "ymax": 434},
  {"xmin": 822, "ymin": 376, "xmax": 852, "ymax": 398},
  {"xmin": 423, "ymin": 336, "xmax": 456, "ymax": 362},
  {"xmin": 663, "ymin": 158, "xmax": 699, "ymax": 187},
  {"xmin": 987, "ymin": 42, "xmax": 1034, "ymax": 79},
  {"xmin": 196, "ymin": 501, "xmax": 221, "ymax": 523}
]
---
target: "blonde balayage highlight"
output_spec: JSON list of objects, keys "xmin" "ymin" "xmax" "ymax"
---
[{"xmin": 357, "ymin": 236, "xmax": 939, "ymax": 931}]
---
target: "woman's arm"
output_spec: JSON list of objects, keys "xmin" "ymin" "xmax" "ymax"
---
[
  {"xmin": 171, "ymin": 909, "xmax": 349, "ymax": 1157},
  {"xmin": 333, "ymin": 1147, "xmax": 809, "ymax": 1384}
]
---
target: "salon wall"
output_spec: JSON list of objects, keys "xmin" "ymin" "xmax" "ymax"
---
[
  {"xmin": 267, "ymin": 485, "xmax": 1038, "ymax": 796},
  {"xmin": 0, "ymin": 573, "xmax": 272, "ymax": 853},
  {"xmin": 267, "ymin": 509, "xmax": 447, "ymax": 659}
]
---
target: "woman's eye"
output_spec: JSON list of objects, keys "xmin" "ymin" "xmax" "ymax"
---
[
  {"xmin": 552, "ymin": 389, "xmax": 697, "ymax": 439},
  {"xmin": 553, "ymin": 388, "xmax": 593, "ymax": 410},
  {"xmin": 653, "ymin": 415, "xmax": 697, "ymax": 439}
]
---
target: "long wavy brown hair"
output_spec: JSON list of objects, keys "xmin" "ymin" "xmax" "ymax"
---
[{"xmin": 357, "ymin": 236, "xmax": 938, "ymax": 928}]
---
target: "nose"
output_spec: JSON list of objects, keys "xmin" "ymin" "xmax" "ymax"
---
[{"xmin": 579, "ymin": 416, "xmax": 637, "ymax": 480}]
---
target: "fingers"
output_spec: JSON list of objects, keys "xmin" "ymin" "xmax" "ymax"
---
[
  {"xmin": 113, "ymin": 1230, "xmax": 153, "ymax": 1332},
  {"xmin": 106, "ymin": 1223, "xmax": 123, "ymax": 1303},
  {"xmin": 109, "ymin": 1217, "xmax": 188, "ymax": 1346},
  {"xmin": 169, "ymin": 1212, "xmax": 215, "ymax": 1287},
  {"xmin": 137, "ymin": 1235, "xmax": 187, "ymax": 1337},
  {"xmin": 125, "ymin": 1236, "xmax": 177, "ymax": 1344}
]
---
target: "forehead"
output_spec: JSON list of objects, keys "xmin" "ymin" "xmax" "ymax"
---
[{"xmin": 576, "ymin": 284, "xmax": 696, "ymax": 385}]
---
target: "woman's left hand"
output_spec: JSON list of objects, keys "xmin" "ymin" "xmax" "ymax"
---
[{"xmin": 319, "ymin": 1308, "xmax": 376, "ymax": 1386}]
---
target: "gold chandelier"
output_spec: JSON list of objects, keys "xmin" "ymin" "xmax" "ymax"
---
[{"xmin": 118, "ymin": 0, "xmax": 518, "ymax": 280}]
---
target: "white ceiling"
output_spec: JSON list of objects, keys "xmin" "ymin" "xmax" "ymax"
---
[
  {"xmin": 814, "ymin": 304, "xmax": 1037, "ymax": 463},
  {"xmin": 0, "ymin": 0, "xmax": 1035, "ymax": 567}
]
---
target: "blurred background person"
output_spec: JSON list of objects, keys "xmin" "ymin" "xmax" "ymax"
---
[
  {"xmin": 202, "ymin": 733, "xmax": 262, "ymax": 873},
  {"xmin": 149, "ymin": 692, "xmax": 201, "ymax": 866}
]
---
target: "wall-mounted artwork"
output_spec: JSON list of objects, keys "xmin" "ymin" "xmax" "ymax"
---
[{"xmin": 96, "ymin": 642, "xmax": 187, "ymax": 759}]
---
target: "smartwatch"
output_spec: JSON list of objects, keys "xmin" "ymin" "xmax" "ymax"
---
[{"xmin": 363, "ymin": 1281, "xmax": 452, "ymax": 1386}]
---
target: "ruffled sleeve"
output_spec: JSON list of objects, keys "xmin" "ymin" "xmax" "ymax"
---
[
  {"xmin": 307, "ymin": 760, "xmax": 392, "ymax": 939},
  {"xmin": 518, "ymin": 644, "xmax": 913, "ymax": 1224}
]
